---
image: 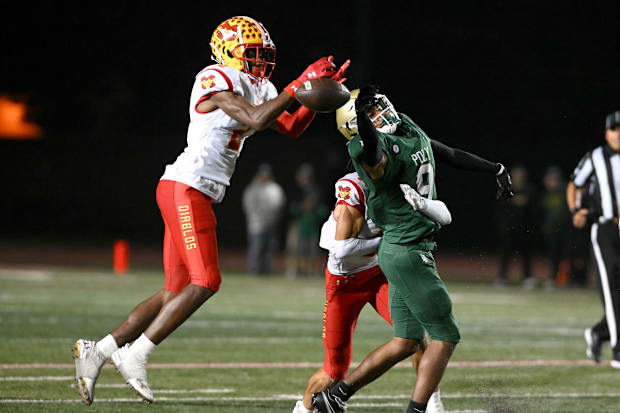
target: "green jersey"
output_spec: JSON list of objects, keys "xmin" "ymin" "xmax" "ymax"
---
[{"xmin": 348, "ymin": 113, "xmax": 440, "ymax": 244}]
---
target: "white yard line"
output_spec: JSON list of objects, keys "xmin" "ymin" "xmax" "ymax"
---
[
  {"xmin": 3, "ymin": 391, "xmax": 620, "ymax": 405},
  {"xmin": 0, "ymin": 359, "xmax": 598, "ymax": 369},
  {"xmin": 0, "ymin": 376, "xmax": 72, "ymax": 381},
  {"xmin": 1, "ymin": 392, "xmax": 619, "ymax": 408}
]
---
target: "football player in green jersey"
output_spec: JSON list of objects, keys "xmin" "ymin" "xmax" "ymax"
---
[{"xmin": 313, "ymin": 86, "xmax": 513, "ymax": 413}]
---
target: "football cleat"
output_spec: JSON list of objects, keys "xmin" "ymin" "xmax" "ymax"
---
[
  {"xmin": 293, "ymin": 399, "xmax": 314, "ymax": 413},
  {"xmin": 312, "ymin": 390, "xmax": 347, "ymax": 413},
  {"xmin": 111, "ymin": 344, "xmax": 154, "ymax": 403},
  {"xmin": 611, "ymin": 359, "xmax": 620, "ymax": 369},
  {"xmin": 72, "ymin": 339, "xmax": 107, "ymax": 405},
  {"xmin": 427, "ymin": 391, "xmax": 445, "ymax": 413},
  {"xmin": 584, "ymin": 328, "xmax": 602, "ymax": 363}
]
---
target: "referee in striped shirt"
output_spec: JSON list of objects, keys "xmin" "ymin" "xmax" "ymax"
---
[{"xmin": 567, "ymin": 110, "xmax": 620, "ymax": 368}]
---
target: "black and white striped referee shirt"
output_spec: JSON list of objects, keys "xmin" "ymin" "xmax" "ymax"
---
[{"xmin": 571, "ymin": 144, "xmax": 620, "ymax": 223}]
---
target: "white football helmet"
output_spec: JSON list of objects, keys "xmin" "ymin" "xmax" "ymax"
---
[{"xmin": 336, "ymin": 88, "xmax": 400, "ymax": 140}]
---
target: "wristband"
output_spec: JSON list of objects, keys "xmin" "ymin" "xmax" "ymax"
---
[{"xmin": 284, "ymin": 80, "xmax": 302, "ymax": 98}]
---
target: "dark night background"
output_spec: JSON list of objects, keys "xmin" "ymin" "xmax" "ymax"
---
[{"xmin": 2, "ymin": 2, "xmax": 619, "ymax": 255}]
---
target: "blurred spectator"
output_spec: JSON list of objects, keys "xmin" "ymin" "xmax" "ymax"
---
[
  {"xmin": 285, "ymin": 163, "xmax": 328, "ymax": 278},
  {"xmin": 539, "ymin": 166, "xmax": 571, "ymax": 290},
  {"xmin": 242, "ymin": 163, "xmax": 286, "ymax": 275},
  {"xmin": 494, "ymin": 164, "xmax": 536, "ymax": 287}
]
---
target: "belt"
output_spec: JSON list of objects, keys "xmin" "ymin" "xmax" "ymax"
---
[{"xmin": 598, "ymin": 217, "xmax": 619, "ymax": 224}]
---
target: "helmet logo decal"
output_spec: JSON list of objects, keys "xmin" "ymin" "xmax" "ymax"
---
[
  {"xmin": 338, "ymin": 185, "xmax": 351, "ymax": 200},
  {"xmin": 218, "ymin": 22, "xmax": 239, "ymax": 41},
  {"xmin": 200, "ymin": 74, "xmax": 216, "ymax": 90}
]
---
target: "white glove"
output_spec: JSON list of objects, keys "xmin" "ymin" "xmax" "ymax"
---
[
  {"xmin": 400, "ymin": 184, "xmax": 427, "ymax": 211},
  {"xmin": 400, "ymin": 183, "xmax": 452, "ymax": 225}
]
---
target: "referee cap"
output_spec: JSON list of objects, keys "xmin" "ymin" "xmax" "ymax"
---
[{"xmin": 606, "ymin": 110, "xmax": 620, "ymax": 130}]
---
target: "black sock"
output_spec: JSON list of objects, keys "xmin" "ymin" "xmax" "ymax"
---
[
  {"xmin": 331, "ymin": 381, "xmax": 355, "ymax": 401},
  {"xmin": 405, "ymin": 400, "xmax": 427, "ymax": 413}
]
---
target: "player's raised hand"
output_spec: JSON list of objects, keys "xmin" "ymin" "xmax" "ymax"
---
[
  {"xmin": 331, "ymin": 58, "xmax": 350, "ymax": 84},
  {"xmin": 400, "ymin": 184, "xmax": 426, "ymax": 211},
  {"xmin": 285, "ymin": 57, "xmax": 338, "ymax": 97},
  {"xmin": 355, "ymin": 85, "xmax": 379, "ymax": 113},
  {"xmin": 297, "ymin": 56, "xmax": 337, "ymax": 83},
  {"xmin": 495, "ymin": 163, "xmax": 514, "ymax": 200}
]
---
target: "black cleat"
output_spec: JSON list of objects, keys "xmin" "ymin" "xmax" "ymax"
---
[
  {"xmin": 584, "ymin": 328, "xmax": 602, "ymax": 363},
  {"xmin": 312, "ymin": 389, "xmax": 347, "ymax": 413}
]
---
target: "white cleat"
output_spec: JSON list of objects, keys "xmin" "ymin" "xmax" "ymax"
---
[
  {"xmin": 111, "ymin": 344, "xmax": 154, "ymax": 403},
  {"xmin": 611, "ymin": 359, "xmax": 620, "ymax": 369},
  {"xmin": 426, "ymin": 390, "xmax": 445, "ymax": 413},
  {"xmin": 293, "ymin": 399, "xmax": 315, "ymax": 412},
  {"xmin": 72, "ymin": 339, "xmax": 107, "ymax": 405}
]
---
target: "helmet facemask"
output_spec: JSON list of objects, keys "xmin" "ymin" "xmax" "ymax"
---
[
  {"xmin": 238, "ymin": 45, "xmax": 276, "ymax": 80},
  {"xmin": 367, "ymin": 94, "xmax": 400, "ymax": 134}
]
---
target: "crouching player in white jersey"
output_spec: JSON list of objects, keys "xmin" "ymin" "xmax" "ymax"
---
[
  {"xmin": 292, "ymin": 170, "xmax": 451, "ymax": 413},
  {"xmin": 72, "ymin": 16, "xmax": 350, "ymax": 405}
]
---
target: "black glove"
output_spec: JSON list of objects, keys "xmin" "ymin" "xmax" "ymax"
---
[
  {"xmin": 355, "ymin": 85, "xmax": 379, "ymax": 113},
  {"xmin": 495, "ymin": 163, "xmax": 514, "ymax": 200}
]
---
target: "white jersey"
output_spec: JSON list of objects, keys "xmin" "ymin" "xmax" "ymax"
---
[
  {"xmin": 160, "ymin": 64, "xmax": 278, "ymax": 202},
  {"xmin": 319, "ymin": 172, "xmax": 381, "ymax": 275}
]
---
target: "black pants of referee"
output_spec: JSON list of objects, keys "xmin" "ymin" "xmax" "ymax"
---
[{"xmin": 589, "ymin": 220, "xmax": 620, "ymax": 359}]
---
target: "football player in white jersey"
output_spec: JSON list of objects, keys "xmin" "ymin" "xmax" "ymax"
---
[
  {"xmin": 72, "ymin": 16, "xmax": 349, "ymax": 405},
  {"xmin": 292, "ymin": 169, "xmax": 451, "ymax": 413}
]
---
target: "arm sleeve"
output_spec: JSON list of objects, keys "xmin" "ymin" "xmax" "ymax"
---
[
  {"xmin": 431, "ymin": 139, "xmax": 500, "ymax": 173},
  {"xmin": 332, "ymin": 237, "xmax": 382, "ymax": 259},
  {"xmin": 357, "ymin": 109, "xmax": 384, "ymax": 167},
  {"xmin": 272, "ymin": 105, "xmax": 316, "ymax": 138},
  {"xmin": 419, "ymin": 199, "xmax": 452, "ymax": 225}
]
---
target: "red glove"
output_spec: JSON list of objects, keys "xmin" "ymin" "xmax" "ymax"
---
[
  {"xmin": 331, "ymin": 59, "xmax": 350, "ymax": 84},
  {"xmin": 297, "ymin": 56, "xmax": 337, "ymax": 82},
  {"xmin": 285, "ymin": 56, "xmax": 337, "ymax": 97}
]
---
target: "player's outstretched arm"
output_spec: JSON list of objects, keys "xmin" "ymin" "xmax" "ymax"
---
[
  {"xmin": 400, "ymin": 184, "xmax": 452, "ymax": 225},
  {"xmin": 206, "ymin": 57, "xmax": 338, "ymax": 132},
  {"xmin": 430, "ymin": 139, "xmax": 513, "ymax": 199},
  {"xmin": 208, "ymin": 90, "xmax": 295, "ymax": 131},
  {"xmin": 355, "ymin": 86, "xmax": 387, "ymax": 179},
  {"xmin": 431, "ymin": 139, "xmax": 500, "ymax": 172}
]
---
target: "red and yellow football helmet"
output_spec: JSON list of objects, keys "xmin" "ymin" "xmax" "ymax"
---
[{"xmin": 210, "ymin": 16, "xmax": 276, "ymax": 81}]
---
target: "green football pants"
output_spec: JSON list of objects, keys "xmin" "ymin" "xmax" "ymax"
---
[{"xmin": 378, "ymin": 241, "xmax": 460, "ymax": 344}]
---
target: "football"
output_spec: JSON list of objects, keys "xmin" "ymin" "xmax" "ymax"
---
[{"xmin": 294, "ymin": 78, "xmax": 350, "ymax": 113}]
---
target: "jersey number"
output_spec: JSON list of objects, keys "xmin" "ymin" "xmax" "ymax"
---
[{"xmin": 416, "ymin": 163, "xmax": 435, "ymax": 199}]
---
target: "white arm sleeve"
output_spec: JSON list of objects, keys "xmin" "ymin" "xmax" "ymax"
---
[
  {"xmin": 419, "ymin": 199, "xmax": 452, "ymax": 225},
  {"xmin": 333, "ymin": 237, "xmax": 382, "ymax": 260}
]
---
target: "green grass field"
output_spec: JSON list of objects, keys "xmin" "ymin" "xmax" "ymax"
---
[{"xmin": 1, "ymin": 266, "xmax": 618, "ymax": 412}]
